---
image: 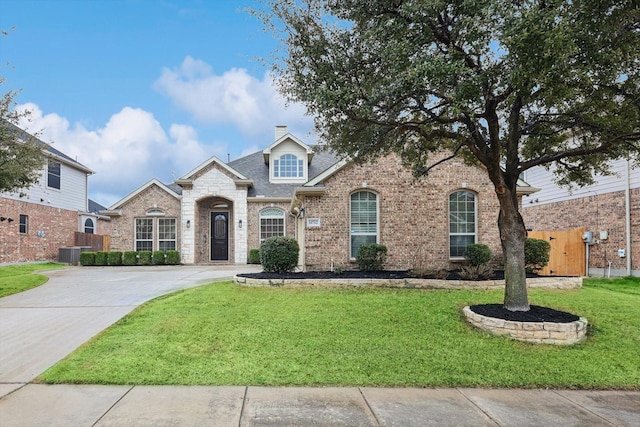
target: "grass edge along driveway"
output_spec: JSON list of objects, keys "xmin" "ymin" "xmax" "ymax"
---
[
  {"xmin": 0, "ymin": 263, "xmax": 66, "ymax": 298},
  {"xmin": 38, "ymin": 277, "xmax": 640, "ymax": 389}
]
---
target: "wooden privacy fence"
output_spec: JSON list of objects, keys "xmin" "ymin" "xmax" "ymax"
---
[
  {"xmin": 74, "ymin": 232, "xmax": 110, "ymax": 252},
  {"xmin": 528, "ymin": 227, "xmax": 585, "ymax": 277}
]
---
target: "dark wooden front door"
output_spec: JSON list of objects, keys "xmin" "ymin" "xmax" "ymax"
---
[{"xmin": 211, "ymin": 212, "xmax": 229, "ymax": 261}]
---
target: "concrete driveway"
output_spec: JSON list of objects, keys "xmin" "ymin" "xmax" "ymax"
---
[{"xmin": 0, "ymin": 264, "xmax": 259, "ymax": 393}]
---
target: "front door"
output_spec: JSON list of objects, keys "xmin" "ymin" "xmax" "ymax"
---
[{"xmin": 211, "ymin": 212, "xmax": 229, "ymax": 261}]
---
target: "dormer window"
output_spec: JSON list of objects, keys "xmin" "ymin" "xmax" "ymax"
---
[{"xmin": 274, "ymin": 154, "xmax": 304, "ymax": 178}]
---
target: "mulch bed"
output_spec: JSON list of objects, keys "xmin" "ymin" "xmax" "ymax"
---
[
  {"xmin": 469, "ymin": 304, "xmax": 580, "ymax": 323},
  {"xmin": 237, "ymin": 270, "xmax": 540, "ymax": 281}
]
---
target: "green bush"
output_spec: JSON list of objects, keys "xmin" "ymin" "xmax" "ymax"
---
[
  {"xmin": 94, "ymin": 251, "xmax": 108, "ymax": 266},
  {"xmin": 138, "ymin": 251, "xmax": 152, "ymax": 266},
  {"xmin": 79, "ymin": 252, "xmax": 95, "ymax": 266},
  {"xmin": 356, "ymin": 244, "xmax": 388, "ymax": 272},
  {"xmin": 260, "ymin": 237, "xmax": 299, "ymax": 273},
  {"xmin": 248, "ymin": 249, "xmax": 261, "ymax": 264},
  {"xmin": 152, "ymin": 251, "xmax": 165, "ymax": 265},
  {"xmin": 464, "ymin": 243, "xmax": 492, "ymax": 266},
  {"xmin": 107, "ymin": 251, "xmax": 123, "ymax": 266},
  {"xmin": 123, "ymin": 251, "xmax": 138, "ymax": 266},
  {"xmin": 525, "ymin": 238, "xmax": 551, "ymax": 273},
  {"xmin": 165, "ymin": 250, "xmax": 180, "ymax": 265}
]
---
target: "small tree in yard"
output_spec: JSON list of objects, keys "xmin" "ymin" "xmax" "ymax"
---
[{"xmin": 259, "ymin": 0, "xmax": 640, "ymax": 311}]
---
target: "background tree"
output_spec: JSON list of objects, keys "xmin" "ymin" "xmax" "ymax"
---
[
  {"xmin": 259, "ymin": 0, "xmax": 640, "ymax": 311},
  {"xmin": 0, "ymin": 76, "xmax": 46, "ymax": 193}
]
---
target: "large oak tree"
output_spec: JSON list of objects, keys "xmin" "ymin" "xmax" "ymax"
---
[{"xmin": 259, "ymin": 0, "xmax": 640, "ymax": 311}]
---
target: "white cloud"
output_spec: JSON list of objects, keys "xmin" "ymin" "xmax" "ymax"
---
[
  {"xmin": 153, "ymin": 56, "xmax": 313, "ymax": 138},
  {"xmin": 15, "ymin": 103, "xmax": 214, "ymax": 207}
]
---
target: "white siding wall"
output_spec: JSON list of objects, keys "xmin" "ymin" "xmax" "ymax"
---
[
  {"xmin": 522, "ymin": 159, "xmax": 639, "ymax": 208},
  {"xmin": 1, "ymin": 160, "xmax": 89, "ymax": 213}
]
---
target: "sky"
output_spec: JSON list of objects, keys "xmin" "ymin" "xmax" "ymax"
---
[{"xmin": 1, "ymin": 0, "xmax": 314, "ymax": 207}]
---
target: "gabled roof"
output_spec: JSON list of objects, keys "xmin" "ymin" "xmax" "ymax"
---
[
  {"xmin": 175, "ymin": 155, "xmax": 248, "ymax": 185},
  {"xmin": 230, "ymin": 146, "xmax": 341, "ymax": 198},
  {"xmin": 262, "ymin": 132, "xmax": 315, "ymax": 164},
  {"xmin": 106, "ymin": 178, "xmax": 180, "ymax": 212},
  {"xmin": 3, "ymin": 120, "xmax": 94, "ymax": 174}
]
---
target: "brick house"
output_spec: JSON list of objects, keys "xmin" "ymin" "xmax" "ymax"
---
[
  {"xmin": 0, "ymin": 125, "xmax": 110, "ymax": 263},
  {"xmin": 521, "ymin": 159, "xmax": 639, "ymax": 277},
  {"xmin": 104, "ymin": 126, "xmax": 538, "ymax": 270}
]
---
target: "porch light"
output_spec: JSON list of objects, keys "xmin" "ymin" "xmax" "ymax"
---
[
  {"xmin": 186, "ymin": 220, "xmax": 191, "ymax": 228},
  {"xmin": 239, "ymin": 219, "xmax": 243, "ymax": 229}
]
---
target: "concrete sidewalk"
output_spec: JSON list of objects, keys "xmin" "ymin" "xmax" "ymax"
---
[{"xmin": 0, "ymin": 384, "xmax": 638, "ymax": 426}]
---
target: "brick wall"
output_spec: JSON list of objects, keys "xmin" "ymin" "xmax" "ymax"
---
[
  {"xmin": 0, "ymin": 197, "xmax": 77, "ymax": 263},
  {"xmin": 109, "ymin": 184, "xmax": 181, "ymax": 252},
  {"xmin": 522, "ymin": 188, "xmax": 639, "ymax": 273},
  {"xmin": 300, "ymin": 154, "xmax": 503, "ymax": 271},
  {"xmin": 246, "ymin": 201, "xmax": 295, "ymax": 255}
]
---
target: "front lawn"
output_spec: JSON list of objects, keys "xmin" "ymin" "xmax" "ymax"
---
[
  {"xmin": 0, "ymin": 263, "xmax": 66, "ymax": 298},
  {"xmin": 38, "ymin": 277, "xmax": 640, "ymax": 389}
]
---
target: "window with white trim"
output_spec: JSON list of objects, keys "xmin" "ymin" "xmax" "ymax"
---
[
  {"xmin": 47, "ymin": 160, "xmax": 61, "ymax": 189},
  {"xmin": 350, "ymin": 191, "xmax": 378, "ymax": 258},
  {"xmin": 449, "ymin": 190, "xmax": 477, "ymax": 258},
  {"xmin": 158, "ymin": 218, "xmax": 177, "ymax": 251},
  {"xmin": 84, "ymin": 218, "xmax": 95, "ymax": 234},
  {"xmin": 274, "ymin": 154, "xmax": 304, "ymax": 178},
  {"xmin": 260, "ymin": 208, "xmax": 285, "ymax": 241},
  {"xmin": 135, "ymin": 218, "xmax": 153, "ymax": 251}
]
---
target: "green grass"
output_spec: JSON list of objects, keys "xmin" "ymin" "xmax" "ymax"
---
[
  {"xmin": 0, "ymin": 263, "xmax": 66, "ymax": 298},
  {"xmin": 38, "ymin": 277, "xmax": 640, "ymax": 389}
]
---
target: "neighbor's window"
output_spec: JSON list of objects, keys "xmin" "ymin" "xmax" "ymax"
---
[
  {"xmin": 260, "ymin": 208, "xmax": 285, "ymax": 241},
  {"xmin": 158, "ymin": 218, "xmax": 177, "ymax": 251},
  {"xmin": 274, "ymin": 154, "xmax": 304, "ymax": 178},
  {"xmin": 350, "ymin": 190, "xmax": 378, "ymax": 258},
  {"xmin": 47, "ymin": 160, "xmax": 61, "ymax": 190},
  {"xmin": 135, "ymin": 218, "xmax": 153, "ymax": 251},
  {"xmin": 19, "ymin": 215, "xmax": 28, "ymax": 234},
  {"xmin": 84, "ymin": 218, "xmax": 95, "ymax": 234},
  {"xmin": 449, "ymin": 190, "xmax": 477, "ymax": 258}
]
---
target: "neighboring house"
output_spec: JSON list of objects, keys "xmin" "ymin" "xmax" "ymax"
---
[
  {"xmin": 0, "ymin": 126, "xmax": 108, "ymax": 263},
  {"xmin": 104, "ymin": 126, "xmax": 538, "ymax": 270},
  {"xmin": 521, "ymin": 159, "xmax": 639, "ymax": 277}
]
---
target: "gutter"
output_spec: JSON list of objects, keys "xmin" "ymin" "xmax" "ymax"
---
[{"xmin": 625, "ymin": 160, "xmax": 632, "ymax": 275}]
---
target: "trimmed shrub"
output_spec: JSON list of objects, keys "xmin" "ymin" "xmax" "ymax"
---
[
  {"xmin": 138, "ymin": 251, "xmax": 152, "ymax": 266},
  {"xmin": 525, "ymin": 238, "xmax": 551, "ymax": 273},
  {"xmin": 356, "ymin": 244, "xmax": 388, "ymax": 272},
  {"xmin": 248, "ymin": 249, "xmax": 261, "ymax": 264},
  {"xmin": 123, "ymin": 251, "xmax": 138, "ymax": 266},
  {"xmin": 165, "ymin": 250, "xmax": 180, "ymax": 265},
  {"xmin": 152, "ymin": 251, "xmax": 165, "ymax": 265},
  {"xmin": 107, "ymin": 251, "xmax": 123, "ymax": 266},
  {"xmin": 260, "ymin": 236, "xmax": 299, "ymax": 273},
  {"xmin": 458, "ymin": 264, "xmax": 494, "ymax": 280},
  {"xmin": 94, "ymin": 251, "xmax": 108, "ymax": 266},
  {"xmin": 79, "ymin": 252, "xmax": 95, "ymax": 266},
  {"xmin": 464, "ymin": 244, "xmax": 492, "ymax": 266}
]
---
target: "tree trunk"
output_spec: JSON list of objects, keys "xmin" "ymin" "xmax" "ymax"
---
[{"xmin": 497, "ymin": 186, "xmax": 530, "ymax": 311}]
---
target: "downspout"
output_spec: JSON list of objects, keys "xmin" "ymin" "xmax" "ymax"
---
[{"xmin": 625, "ymin": 160, "xmax": 632, "ymax": 276}]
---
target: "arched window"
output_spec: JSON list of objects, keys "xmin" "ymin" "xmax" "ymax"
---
[
  {"xmin": 84, "ymin": 218, "xmax": 95, "ymax": 234},
  {"xmin": 350, "ymin": 191, "xmax": 378, "ymax": 258},
  {"xmin": 260, "ymin": 208, "xmax": 285, "ymax": 241},
  {"xmin": 449, "ymin": 190, "xmax": 477, "ymax": 258},
  {"xmin": 274, "ymin": 154, "xmax": 304, "ymax": 178}
]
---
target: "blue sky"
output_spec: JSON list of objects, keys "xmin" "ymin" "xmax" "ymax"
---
[{"xmin": 1, "ymin": 0, "xmax": 313, "ymax": 206}]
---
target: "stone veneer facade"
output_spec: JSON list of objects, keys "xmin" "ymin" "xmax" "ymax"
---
[
  {"xmin": 521, "ymin": 188, "xmax": 639, "ymax": 275},
  {"xmin": 179, "ymin": 163, "xmax": 249, "ymax": 264},
  {"xmin": 299, "ymin": 154, "xmax": 505, "ymax": 271}
]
